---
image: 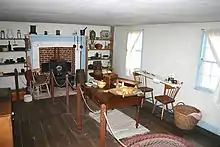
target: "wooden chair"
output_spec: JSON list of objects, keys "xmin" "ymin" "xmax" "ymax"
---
[
  {"xmin": 152, "ymin": 83, "xmax": 182, "ymax": 120},
  {"xmin": 115, "ymin": 77, "xmax": 140, "ymax": 88},
  {"xmin": 32, "ymin": 68, "xmax": 51, "ymax": 99},
  {"xmin": 133, "ymin": 71, "xmax": 154, "ymax": 106}
]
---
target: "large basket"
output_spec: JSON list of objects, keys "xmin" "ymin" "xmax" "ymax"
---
[{"xmin": 174, "ymin": 102, "xmax": 201, "ymax": 130}]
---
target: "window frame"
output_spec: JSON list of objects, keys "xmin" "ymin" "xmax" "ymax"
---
[
  {"xmin": 195, "ymin": 30, "xmax": 220, "ymax": 93},
  {"xmin": 125, "ymin": 30, "xmax": 144, "ymax": 76}
]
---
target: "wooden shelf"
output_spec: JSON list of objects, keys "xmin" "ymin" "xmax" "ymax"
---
[
  {"xmin": 91, "ymin": 37, "xmax": 112, "ymax": 41},
  {"xmin": 0, "ymin": 62, "xmax": 25, "ymax": 66},
  {"xmin": 88, "ymin": 66, "xmax": 112, "ymax": 70},
  {"xmin": 86, "ymin": 27, "xmax": 114, "ymax": 81},
  {"xmin": 88, "ymin": 49, "xmax": 112, "ymax": 51},
  {"xmin": 0, "ymin": 72, "xmax": 25, "ymax": 78},
  {"xmin": 0, "ymin": 38, "xmax": 25, "ymax": 41},
  {"xmin": 0, "ymin": 50, "xmax": 26, "ymax": 53},
  {"xmin": 88, "ymin": 58, "xmax": 111, "ymax": 61}
]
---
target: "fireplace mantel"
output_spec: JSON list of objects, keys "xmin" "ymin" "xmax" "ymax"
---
[{"xmin": 30, "ymin": 35, "xmax": 86, "ymax": 71}]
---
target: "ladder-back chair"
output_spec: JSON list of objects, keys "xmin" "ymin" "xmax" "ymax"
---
[
  {"xmin": 133, "ymin": 71, "xmax": 154, "ymax": 106},
  {"xmin": 152, "ymin": 83, "xmax": 183, "ymax": 120},
  {"xmin": 32, "ymin": 68, "xmax": 51, "ymax": 99}
]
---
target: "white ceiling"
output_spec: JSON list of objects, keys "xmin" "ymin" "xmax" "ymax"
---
[{"xmin": 0, "ymin": 0, "xmax": 220, "ymax": 26}]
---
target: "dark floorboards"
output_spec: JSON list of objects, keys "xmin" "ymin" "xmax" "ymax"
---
[{"xmin": 12, "ymin": 96, "xmax": 220, "ymax": 147}]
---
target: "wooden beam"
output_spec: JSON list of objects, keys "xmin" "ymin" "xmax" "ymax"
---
[
  {"xmin": 14, "ymin": 68, "xmax": 19, "ymax": 101},
  {"xmin": 66, "ymin": 74, "xmax": 69, "ymax": 113},
  {"xmin": 100, "ymin": 104, "xmax": 107, "ymax": 147},
  {"xmin": 76, "ymin": 84, "xmax": 82, "ymax": 130},
  {"xmin": 50, "ymin": 70, "xmax": 55, "ymax": 104}
]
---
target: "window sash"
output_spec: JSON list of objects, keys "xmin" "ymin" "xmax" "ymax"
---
[
  {"xmin": 126, "ymin": 30, "xmax": 143, "ymax": 76},
  {"xmin": 197, "ymin": 60, "xmax": 220, "ymax": 91}
]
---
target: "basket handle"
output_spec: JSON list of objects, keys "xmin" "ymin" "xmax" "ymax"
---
[{"xmin": 176, "ymin": 102, "xmax": 185, "ymax": 106}]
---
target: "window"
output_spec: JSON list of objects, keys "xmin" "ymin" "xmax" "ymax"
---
[
  {"xmin": 125, "ymin": 30, "xmax": 143, "ymax": 76},
  {"xmin": 196, "ymin": 30, "xmax": 220, "ymax": 92}
]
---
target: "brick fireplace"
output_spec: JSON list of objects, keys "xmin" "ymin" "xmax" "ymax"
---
[{"xmin": 39, "ymin": 47, "xmax": 75, "ymax": 72}]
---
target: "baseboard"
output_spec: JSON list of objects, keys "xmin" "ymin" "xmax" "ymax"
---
[{"xmin": 197, "ymin": 121, "xmax": 220, "ymax": 136}]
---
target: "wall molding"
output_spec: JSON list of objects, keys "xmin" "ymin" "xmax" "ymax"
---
[{"xmin": 198, "ymin": 121, "xmax": 220, "ymax": 136}]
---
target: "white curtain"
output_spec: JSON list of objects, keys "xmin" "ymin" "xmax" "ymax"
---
[
  {"xmin": 207, "ymin": 30, "xmax": 220, "ymax": 106},
  {"xmin": 125, "ymin": 31, "xmax": 142, "ymax": 76}
]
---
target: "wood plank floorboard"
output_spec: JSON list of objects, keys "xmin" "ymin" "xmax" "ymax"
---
[{"xmin": 12, "ymin": 96, "xmax": 220, "ymax": 147}]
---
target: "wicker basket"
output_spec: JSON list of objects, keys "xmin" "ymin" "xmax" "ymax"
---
[{"xmin": 174, "ymin": 102, "xmax": 201, "ymax": 130}]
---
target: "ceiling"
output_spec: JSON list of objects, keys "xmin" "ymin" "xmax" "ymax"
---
[{"xmin": 0, "ymin": 0, "xmax": 220, "ymax": 26}]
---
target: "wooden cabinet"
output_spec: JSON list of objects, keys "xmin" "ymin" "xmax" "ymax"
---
[
  {"xmin": 86, "ymin": 27, "xmax": 114, "ymax": 80},
  {"xmin": 0, "ymin": 98, "xmax": 13, "ymax": 147}
]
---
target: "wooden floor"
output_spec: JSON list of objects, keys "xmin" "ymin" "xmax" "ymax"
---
[{"xmin": 12, "ymin": 96, "xmax": 220, "ymax": 147}]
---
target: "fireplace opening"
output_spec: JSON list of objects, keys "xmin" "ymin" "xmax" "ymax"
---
[{"xmin": 39, "ymin": 47, "xmax": 76, "ymax": 87}]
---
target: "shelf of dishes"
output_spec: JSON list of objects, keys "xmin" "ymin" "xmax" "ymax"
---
[
  {"xmin": 88, "ymin": 53, "xmax": 111, "ymax": 60},
  {"xmin": 0, "ymin": 45, "xmax": 26, "ymax": 52},
  {"xmin": 88, "ymin": 37, "xmax": 112, "ymax": 41},
  {"xmin": 0, "ymin": 57, "xmax": 25, "ymax": 65},
  {"xmin": 88, "ymin": 48, "xmax": 112, "ymax": 51},
  {"xmin": 88, "ymin": 66, "xmax": 112, "ymax": 70},
  {"xmin": 88, "ymin": 58, "xmax": 111, "ymax": 61}
]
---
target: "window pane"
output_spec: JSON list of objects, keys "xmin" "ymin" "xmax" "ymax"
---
[
  {"xmin": 197, "ymin": 33, "xmax": 220, "ymax": 91},
  {"xmin": 210, "ymin": 36, "xmax": 220, "ymax": 59},
  {"xmin": 126, "ymin": 31, "xmax": 143, "ymax": 76},
  {"xmin": 211, "ymin": 63, "xmax": 220, "ymax": 77},
  {"xmin": 201, "ymin": 62, "xmax": 212, "ymax": 75},
  {"xmin": 203, "ymin": 47, "xmax": 216, "ymax": 62},
  {"xmin": 130, "ymin": 51, "xmax": 141, "ymax": 69},
  {"xmin": 210, "ymin": 76, "xmax": 219, "ymax": 90},
  {"xmin": 200, "ymin": 75, "xmax": 210, "ymax": 88}
]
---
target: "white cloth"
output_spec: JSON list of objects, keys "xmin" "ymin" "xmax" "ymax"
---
[{"xmin": 207, "ymin": 30, "xmax": 220, "ymax": 106}]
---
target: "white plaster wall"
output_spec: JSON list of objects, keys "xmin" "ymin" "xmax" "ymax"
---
[
  {"xmin": 0, "ymin": 21, "xmax": 110, "ymax": 89},
  {"xmin": 114, "ymin": 22, "xmax": 220, "ymax": 135}
]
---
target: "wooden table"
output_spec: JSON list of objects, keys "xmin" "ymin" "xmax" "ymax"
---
[{"xmin": 76, "ymin": 84, "xmax": 143, "ymax": 147}]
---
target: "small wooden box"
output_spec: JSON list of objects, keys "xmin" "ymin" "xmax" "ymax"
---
[{"xmin": 103, "ymin": 73, "xmax": 118, "ymax": 89}]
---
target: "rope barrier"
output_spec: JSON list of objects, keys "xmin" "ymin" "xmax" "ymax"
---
[
  {"xmin": 79, "ymin": 86, "xmax": 100, "ymax": 114},
  {"xmin": 68, "ymin": 80, "xmax": 76, "ymax": 90},
  {"xmin": 50, "ymin": 71, "xmax": 126, "ymax": 146},
  {"xmin": 51, "ymin": 72, "xmax": 66, "ymax": 87},
  {"xmin": 78, "ymin": 86, "xmax": 127, "ymax": 147},
  {"xmin": 103, "ymin": 112, "xmax": 127, "ymax": 147}
]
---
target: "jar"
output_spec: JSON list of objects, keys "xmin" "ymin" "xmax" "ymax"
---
[
  {"xmin": 0, "ymin": 30, "xmax": 5, "ymax": 39},
  {"xmin": 17, "ymin": 30, "xmax": 22, "ymax": 38}
]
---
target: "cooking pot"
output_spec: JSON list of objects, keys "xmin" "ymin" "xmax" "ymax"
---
[{"xmin": 95, "ymin": 43, "xmax": 103, "ymax": 49}]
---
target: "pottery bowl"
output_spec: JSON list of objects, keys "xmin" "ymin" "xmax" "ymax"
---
[{"xmin": 97, "ymin": 81, "xmax": 106, "ymax": 88}]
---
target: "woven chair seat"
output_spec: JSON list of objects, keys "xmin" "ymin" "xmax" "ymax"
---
[
  {"xmin": 34, "ymin": 75, "xmax": 48, "ymax": 85},
  {"xmin": 138, "ymin": 86, "xmax": 153, "ymax": 92},
  {"xmin": 155, "ymin": 95, "xmax": 175, "ymax": 104}
]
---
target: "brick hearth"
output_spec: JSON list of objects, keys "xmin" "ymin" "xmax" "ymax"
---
[{"xmin": 39, "ymin": 47, "xmax": 75, "ymax": 71}]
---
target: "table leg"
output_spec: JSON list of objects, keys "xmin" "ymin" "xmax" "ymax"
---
[
  {"xmin": 135, "ymin": 104, "xmax": 140, "ymax": 128},
  {"xmin": 100, "ymin": 104, "xmax": 107, "ymax": 147},
  {"xmin": 76, "ymin": 84, "xmax": 82, "ymax": 130}
]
